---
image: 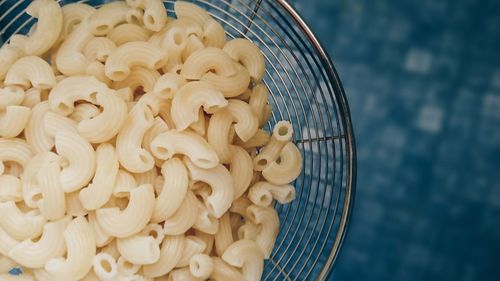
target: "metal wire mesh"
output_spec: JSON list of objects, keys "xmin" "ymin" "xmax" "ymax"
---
[{"xmin": 0, "ymin": 0, "xmax": 356, "ymax": 280}]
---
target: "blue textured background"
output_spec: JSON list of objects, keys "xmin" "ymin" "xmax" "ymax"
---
[{"xmin": 288, "ymin": 0, "xmax": 500, "ymax": 280}]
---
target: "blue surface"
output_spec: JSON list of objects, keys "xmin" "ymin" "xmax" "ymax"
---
[{"xmin": 289, "ymin": 0, "xmax": 500, "ymax": 280}]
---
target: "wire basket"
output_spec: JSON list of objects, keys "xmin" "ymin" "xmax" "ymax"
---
[{"xmin": 0, "ymin": 0, "xmax": 356, "ymax": 280}]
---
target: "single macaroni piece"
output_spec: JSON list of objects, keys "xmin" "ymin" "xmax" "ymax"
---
[
  {"xmin": 214, "ymin": 213, "xmax": 234, "ymax": 256},
  {"xmin": 159, "ymin": 27, "xmax": 187, "ymax": 69},
  {"xmin": 221, "ymin": 239, "xmax": 264, "ymax": 281},
  {"xmin": 45, "ymin": 217, "xmax": 96, "ymax": 280},
  {"xmin": 225, "ymin": 99, "xmax": 259, "ymax": 142},
  {"xmin": 248, "ymin": 181, "xmax": 296, "ymax": 207},
  {"xmin": 4, "ymin": 56, "xmax": 56, "ymax": 90},
  {"xmin": 253, "ymin": 135, "xmax": 287, "ymax": 172},
  {"xmin": 83, "ymin": 37, "xmax": 117, "ymax": 62},
  {"xmin": 86, "ymin": 61, "xmax": 113, "ymax": 86},
  {"xmin": 87, "ymin": 212, "xmax": 112, "ymax": 248},
  {"xmin": 184, "ymin": 158, "xmax": 234, "ymax": 218},
  {"xmin": 142, "ymin": 117, "xmax": 170, "ymax": 161},
  {"xmin": 211, "ymin": 257, "xmax": 244, "ymax": 281},
  {"xmin": 117, "ymin": 256, "xmax": 141, "ymax": 276},
  {"xmin": 236, "ymin": 129, "xmax": 270, "ymax": 149},
  {"xmin": 8, "ymin": 216, "xmax": 71, "ymax": 268},
  {"xmin": 96, "ymin": 184, "xmax": 155, "ymax": 238},
  {"xmin": 181, "ymin": 34, "xmax": 204, "ymax": 62},
  {"xmin": 272, "ymin": 120, "xmax": 294, "ymax": 142},
  {"xmin": 151, "ymin": 158, "xmax": 188, "ymax": 223},
  {"xmin": 229, "ymin": 146, "xmax": 254, "ymax": 199},
  {"xmin": 237, "ymin": 221, "xmax": 260, "ymax": 241},
  {"xmin": 223, "ymin": 39, "xmax": 265, "ymax": 82},
  {"xmin": 24, "ymin": 103, "xmax": 54, "ymax": 153},
  {"xmin": 114, "ymin": 169, "xmax": 137, "ymax": 198},
  {"xmin": 117, "ymin": 234, "xmax": 161, "ymax": 265},
  {"xmin": 112, "ymin": 67, "xmax": 161, "ymax": 93},
  {"xmin": 262, "ymin": 142, "xmax": 303, "ymax": 185},
  {"xmin": 92, "ymin": 253, "xmax": 119, "ymax": 281},
  {"xmin": 79, "ymin": 144, "xmax": 119, "ymax": 210},
  {"xmin": 181, "ymin": 48, "xmax": 238, "ymax": 80},
  {"xmin": 189, "ymin": 254, "xmax": 213, "ymax": 279},
  {"xmin": 174, "ymin": 1, "xmax": 211, "ymax": 26},
  {"xmin": 116, "ymin": 102, "xmax": 155, "ymax": 173},
  {"xmin": 65, "ymin": 191, "xmax": 89, "ymax": 217},
  {"xmin": 177, "ymin": 236, "xmax": 207, "ymax": 267},
  {"xmin": 0, "ymin": 201, "xmax": 45, "ymax": 240},
  {"xmin": 16, "ymin": 0, "xmax": 63, "ymax": 56},
  {"xmin": 163, "ymin": 191, "xmax": 198, "ymax": 236},
  {"xmin": 248, "ymin": 83, "xmax": 269, "ymax": 116},
  {"xmin": 0, "ymin": 86, "xmax": 24, "ymax": 109},
  {"xmin": 0, "ymin": 138, "xmax": 33, "ymax": 171},
  {"xmin": 0, "ymin": 106, "xmax": 31, "ymax": 138},
  {"xmin": 127, "ymin": 0, "xmax": 168, "ymax": 32},
  {"xmin": 143, "ymin": 235, "xmax": 184, "ymax": 278},
  {"xmin": 60, "ymin": 3, "xmax": 96, "ymax": 41},
  {"xmin": 20, "ymin": 152, "xmax": 58, "ymax": 208},
  {"xmin": 69, "ymin": 103, "xmax": 101, "ymax": 123},
  {"xmin": 88, "ymin": 1, "xmax": 130, "ymax": 36},
  {"xmin": 0, "ymin": 175, "xmax": 22, "ymax": 203},
  {"xmin": 105, "ymin": 41, "xmax": 168, "ymax": 81},
  {"xmin": 153, "ymin": 73, "xmax": 186, "ymax": 100},
  {"xmin": 56, "ymin": 23, "xmax": 94, "ymax": 76},
  {"xmin": 36, "ymin": 162, "xmax": 66, "ymax": 220},
  {"xmin": 108, "ymin": 24, "xmax": 151, "ymax": 46},
  {"xmin": 192, "ymin": 198, "xmax": 219, "ymax": 235},
  {"xmin": 247, "ymin": 205, "xmax": 280, "ymax": 258},
  {"xmin": 200, "ymin": 64, "xmax": 251, "ymax": 98},
  {"xmin": 0, "ymin": 45, "xmax": 23, "ymax": 80},
  {"xmin": 150, "ymin": 130, "xmax": 219, "ymax": 169},
  {"xmin": 55, "ymin": 130, "xmax": 96, "ymax": 192},
  {"xmin": 171, "ymin": 81, "xmax": 228, "ymax": 131},
  {"xmin": 140, "ymin": 223, "xmax": 165, "ymax": 245},
  {"xmin": 202, "ymin": 19, "xmax": 226, "ymax": 48}
]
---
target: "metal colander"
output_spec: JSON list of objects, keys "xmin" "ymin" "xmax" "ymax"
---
[{"xmin": 0, "ymin": 0, "xmax": 356, "ymax": 280}]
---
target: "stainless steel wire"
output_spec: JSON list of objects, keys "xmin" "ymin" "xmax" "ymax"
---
[{"xmin": 0, "ymin": 1, "xmax": 356, "ymax": 280}]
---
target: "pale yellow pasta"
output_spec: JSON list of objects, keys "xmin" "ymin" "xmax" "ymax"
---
[
  {"xmin": 0, "ymin": 45, "xmax": 23, "ymax": 81},
  {"xmin": 86, "ymin": 61, "xmax": 114, "ymax": 86},
  {"xmin": 227, "ymin": 99, "xmax": 259, "ymax": 141},
  {"xmin": 252, "ymin": 136, "xmax": 287, "ymax": 172},
  {"xmin": 143, "ymin": 235, "xmax": 184, "ymax": 278},
  {"xmin": 56, "ymin": 23, "xmax": 94, "ymax": 76},
  {"xmin": 65, "ymin": 191, "xmax": 89, "ymax": 217},
  {"xmin": 272, "ymin": 120, "xmax": 294, "ymax": 142},
  {"xmin": 125, "ymin": 8, "xmax": 144, "ymax": 25},
  {"xmin": 8, "ymin": 216, "xmax": 71, "ymax": 268},
  {"xmin": 205, "ymin": 112, "xmax": 233, "ymax": 164},
  {"xmin": 105, "ymin": 41, "xmax": 168, "ymax": 81},
  {"xmin": 249, "ymin": 181, "xmax": 296, "ymax": 207},
  {"xmin": 0, "ymin": 272, "xmax": 35, "ymax": 281},
  {"xmin": 229, "ymin": 196, "xmax": 252, "ymax": 219},
  {"xmin": 117, "ymin": 235, "xmax": 160, "ymax": 265},
  {"xmin": 24, "ymin": 102, "xmax": 53, "ymax": 153},
  {"xmin": 108, "ymin": 24, "xmax": 151, "ymax": 46},
  {"xmin": 113, "ymin": 67, "xmax": 161, "ymax": 93},
  {"xmin": 0, "ymin": 255, "xmax": 17, "ymax": 273},
  {"xmin": 163, "ymin": 191, "xmax": 198, "ymax": 236},
  {"xmin": 150, "ymin": 130, "xmax": 219, "ymax": 169},
  {"xmin": 0, "ymin": 175, "xmax": 22, "ymax": 203},
  {"xmin": 181, "ymin": 48, "xmax": 237, "ymax": 80},
  {"xmin": 0, "ymin": 225, "xmax": 18, "ymax": 256},
  {"xmin": 88, "ymin": 1, "xmax": 130, "ymax": 36},
  {"xmin": 211, "ymin": 257, "xmax": 244, "ymax": 281},
  {"xmin": 153, "ymin": 73, "xmax": 186, "ymax": 100},
  {"xmin": 15, "ymin": 0, "xmax": 63, "ymax": 56},
  {"xmin": 0, "ymin": 138, "xmax": 33, "ymax": 172},
  {"xmin": 0, "ymin": 86, "xmax": 24, "ymax": 109},
  {"xmin": 0, "ymin": 106, "xmax": 31, "ymax": 138},
  {"xmin": 194, "ymin": 230, "xmax": 214, "ymax": 255},
  {"xmin": 96, "ymin": 184, "xmax": 155, "ymax": 238},
  {"xmin": 189, "ymin": 254, "xmax": 213, "ymax": 279},
  {"xmin": 181, "ymin": 34, "xmax": 204, "ymax": 62},
  {"xmin": 78, "ymin": 92, "xmax": 128, "ymax": 143},
  {"xmin": 3, "ymin": 162, "xmax": 23, "ymax": 178},
  {"xmin": 262, "ymin": 142, "xmax": 302, "ymax": 185},
  {"xmin": 230, "ymin": 214, "xmax": 244, "ymax": 238},
  {"xmin": 229, "ymin": 146, "xmax": 254, "ymax": 199},
  {"xmin": 4, "ymin": 56, "xmax": 56, "ymax": 90},
  {"xmin": 142, "ymin": 0, "xmax": 168, "ymax": 32},
  {"xmin": 151, "ymin": 158, "xmax": 188, "ymax": 223},
  {"xmin": 184, "ymin": 159, "xmax": 234, "ymax": 218},
  {"xmin": 54, "ymin": 130, "xmax": 96, "ymax": 192},
  {"xmin": 221, "ymin": 239, "xmax": 264, "ymax": 281},
  {"xmin": 79, "ymin": 144, "xmax": 119, "ymax": 210},
  {"xmin": 36, "ymin": 162, "xmax": 66, "ymax": 220},
  {"xmin": 177, "ymin": 236, "xmax": 206, "ymax": 267},
  {"xmin": 88, "ymin": 212, "xmax": 113, "ymax": 248},
  {"xmin": 100, "ymin": 240, "xmax": 120, "ymax": 261},
  {"xmin": 174, "ymin": 1, "xmax": 211, "ymax": 26},
  {"xmin": 117, "ymin": 256, "xmax": 141, "ymax": 276},
  {"xmin": 192, "ymin": 198, "xmax": 219, "ymax": 235},
  {"xmin": 60, "ymin": 3, "xmax": 96, "ymax": 41},
  {"xmin": 20, "ymin": 152, "xmax": 58, "ymax": 208},
  {"xmin": 159, "ymin": 26, "xmax": 188, "ymax": 60},
  {"xmin": 0, "ymin": 201, "xmax": 45, "ymax": 241},
  {"xmin": 79, "ymin": 270, "xmax": 101, "ymax": 281},
  {"xmin": 83, "ymin": 37, "xmax": 117, "ymax": 62},
  {"xmin": 259, "ymin": 104, "xmax": 273, "ymax": 127},
  {"xmin": 136, "ymin": 92, "xmax": 162, "ymax": 116},
  {"xmin": 43, "ymin": 111, "xmax": 78, "ymax": 137},
  {"xmin": 237, "ymin": 221, "xmax": 260, "ymax": 241},
  {"xmin": 92, "ymin": 253, "xmax": 119, "ymax": 281},
  {"xmin": 214, "ymin": 213, "xmax": 234, "ymax": 256},
  {"xmin": 116, "ymin": 102, "xmax": 155, "ymax": 173},
  {"xmin": 21, "ymin": 88, "xmax": 45, "ymax": 108},
  {"xmin": 142, "ymin": 117, "xmax": 170, "ymax": 160},
  {"xmin": 188, "ymin": 109, "xmax": 207, "ymax": 136},
  {"xmin": 168, "ymin": 267, "xmax": 202, "ymax": 281},
  {"xmin": 202, "ymin": 18, "xmax": 226, "ymax": 48},
  {"xmin": 141, "ymin": 224, "xmax": 165, "ymax": 245},
  {"xmin": 45, "ymin": 217, "xmax": 96, "ymax": 280},
  {"xmin": 201, "ymin": 64, "xmax": 251, "ymax": 98},
  {"xmin": 224, "ymin": 38, "xmax": 265, "ymax": 82},
  {"xmin": 248, "ymin": 83, "xmax": 269, "ymax": 116},
  {"xmin": 114, "ymin": 169, "xmax": 137, "ymax": 198},
  {"xmin": 116, "ymin": 87, "xmax": 134, "ymax": 102},
  {"xmin": 236, "ymin": 129, "xmax": 270, "ymax": 149},
  {"xmin": 246, "ymin": 205, "xmax": 279, "ymax": 259},
  {"xmin": 69, "ymin": 103, "xmax": 100, "ymax": 123}
]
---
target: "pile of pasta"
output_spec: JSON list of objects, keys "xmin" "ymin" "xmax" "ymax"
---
[{"xmin": 0, "ymin": 0, "xmax": 303, "ymax": 280}]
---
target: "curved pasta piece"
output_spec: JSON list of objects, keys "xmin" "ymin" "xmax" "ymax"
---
[
  {"xmin": 248, "ymin": 181, "xmax": 295, "ymax": 207},
  {"xmin": 125, "ymin": 7, "xmax": 144, "ymax": 25},
  {"xmin": 87, "ymin": 212, "xmax": 112, "ymax": 248},
  {"xmin": 25, "ymin": 102, "xmax": 54, "ymax": 153},
  {"xmin": 151, "ymin": 158, "xmax": 188, "ymax": 223},
  {"xmin": 108, "ymin": 23, "xmax": 151, "ymax": 46},
  {"xmin": 174, "ymin": 1, "xmax": 211, "ymax": 26},
  {"xmin": 112, "ymin": 67, "xmax": 160, "ymax": 93},
  {"xmin": 202, "ymin": 19, "xmax": 226, "ymax": 48},
  {"xmin": 8, "ymin": 216, "xmax": 71, "ymax": 268},
  {"xmin": 189, "ymin": 254, "xmax": 214, "ymax": 279},
  {"xmin": 114, "ymin": 169, "xmax": 137, "ymax": 198},
  {"xmin": 140, "ymin": 223, "xmax": 165, "ymax": 245},
  {"xmin": 15, "ymin": 0, "xmax": 62, "ymax": 56},
  {"xmin": 0, "ymin": 224, "xmax": 18, "ymax": 256},
  {"xmin": 181, "ymin": 34, "xmax": 204, "ymax": 62},
  {"xmin": 221, "ymin": 240, "xmax": 264, "ymax": 281},
  {"xmin": 21, "ymin": 88, "xmax": 45, "ymax": 108},
  {"xmin": 96, "ymin": 184, "xmax": 155, "ymax": 238},
  {"xmin": 83, "ymin": 37, "xmax": 117, "ymax": 62},
  {"xmin": 214, "ymin": 213, "xmax": 234, "ymax": 256},
  {"xmin": 206, "ymin": 111, "xmax": 232, "ymax": 164},
  {"xmin": 181, "ymin": 48, "xmax": 238, "ymax": 80},
  {"xmin": 211, "ymin": 257, "xmax": 244, "ymax": 281},
  {"xmin": 235, "ymin": 129, "xmax": 270, "ymax": 150},
  {"xmin": 177, "ymin": 236, "xmax": 206, "ymax": 267},
  {"xmin": 117, "ymin": 256, "xmax": 141, "ymax": 276},
  {"xmin": 192, "ymin": 197, "xmax": 219, "ymax": 235},
  {"xmin": 225, "ymin": 99, "xmax": 258, "ymax": 142},
  {"xmin": 56, "ymin": 23, "xmax": 94, "ymax": 76},
  {"xmin": 0, "ymin": 201, "xmax": 45, "ymax": 240},
  {"xmin": 4, "ymin": 56, "xmax": 56, "ymax": 90},
  {"xmin": 143, "ymin": 235, "xmax": 184, "ymax": 278},
  {"xmin": 45, "ymin": 216, "xmax": 96, "ymax": 281},
  {"xmin": 153, "ymin": 73, "xmax": 186, "ymax": 100},
  {"xmin": 36, "ymin": 162, "xmax": 66, "ymax": 220},
  {"xmin": 163, "ymin": 191, "xmax": 198, "ymax": 235},
  {"xmin": 69, "ymin": 103, "xmax": 100, "ymax": 123},
  {"xmin": 117, "ymin": 235, "xmax": 160, "ymax": 265},
  {"xmin": 200, "ymin": 64, "xmax": 250, "ymax": 98},
  {"xmin": 43, "ymin": 111, "xmax": 78, "ymax": 138},
  {"xmin": 0, "ymin": 45, "xmax": 23, "ymax": 81},
  {"xmin": 184, "ymin": 159, "xmax": 234, "ymax": 218},
  {"xmin": 116, "ymin": 102, "xmax": 155, "ymax": 173},
  {"xmin": 247, "ymin": 205, "xmax": 279, "ymax": 258},
  {"xmin": 248, "ymin": 83, "xmax": 269, "ymax": 116},
  {"xmin": 48, "ymin": 76, "xmax": 109, "ymax": 116},
  {"xmin": 229, "ymin": 146, "xmax": 254, "ymax": 199},
  {"xmin": 86, "ymin": 61, "xmax": 113, "ymax": 86},
  {"xmin": 169, "ymin": 267, "xmax": 203, "ymax": 281},
  {"xmin": 20, "ymin": 151, "xmax": 58, "ymax": 208},
  {"xmin": 0, "ymin": 138, "xmax": 33, "ymax": 169},
  {"xmin": 151, "ymin": 130, "xmax": 219, "ymax": 169},
  {"xmin": 88, "ymin": 1, "xmax": 130, "ymax": 35},
  {"xmin": 223, "ymin": 39, "xmax": 265, "ymax": 82},
  {"xmin": 142, "ymin": 117, "xmax": 170, "ymax": 158},
  {"xmin": 105, "ymin": 41, "xmax": 168, "ymax": 81},
  {"xmin": 55, "ymin": 130, "xmax": 96, "ymax": 192},
  {"xmin": 171, "ymin": 81, "xmax": 227, "ymax": 130},
  {"xmin": 272, "ymin": 120, "xmax": 294, "ymax": 142},
  {"xmin": 262, "ymin": 142, "xmax": 303, "ymax": 185},
  {"xmin": 60, "ymin": 3, "xmax": 96, "ymax": 41},
  {"xmin": 0, "ymin": 175, "xmax": 22, "ymax": 203},
  {"xmin": 79, "ymin": 144, "xmax": 119, "ymax": 210},
  {"xmin": 0, "ymin": 106, "xmax": 31, "ymax": 138},
  {"xmin": 77, "ymin": 92, "xmax": 128, "ymax": 143},
  {"xmin": 229, "ymin": 196, "xmax": 252, "ymax": 219},
  {"xmin": 142, "ymin": 0, "xmax": 168, "ymax": 32},
  {"xmin": 92, "ymin": 253, "xmax": 118, "ymax": 281},
  {"xmin": 252, "ymin": 136, "xmax": 287, "ymax": 172},
  {"xmin": 0, "ymin": 86, "xmax": 24, "ymax": 110}
]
